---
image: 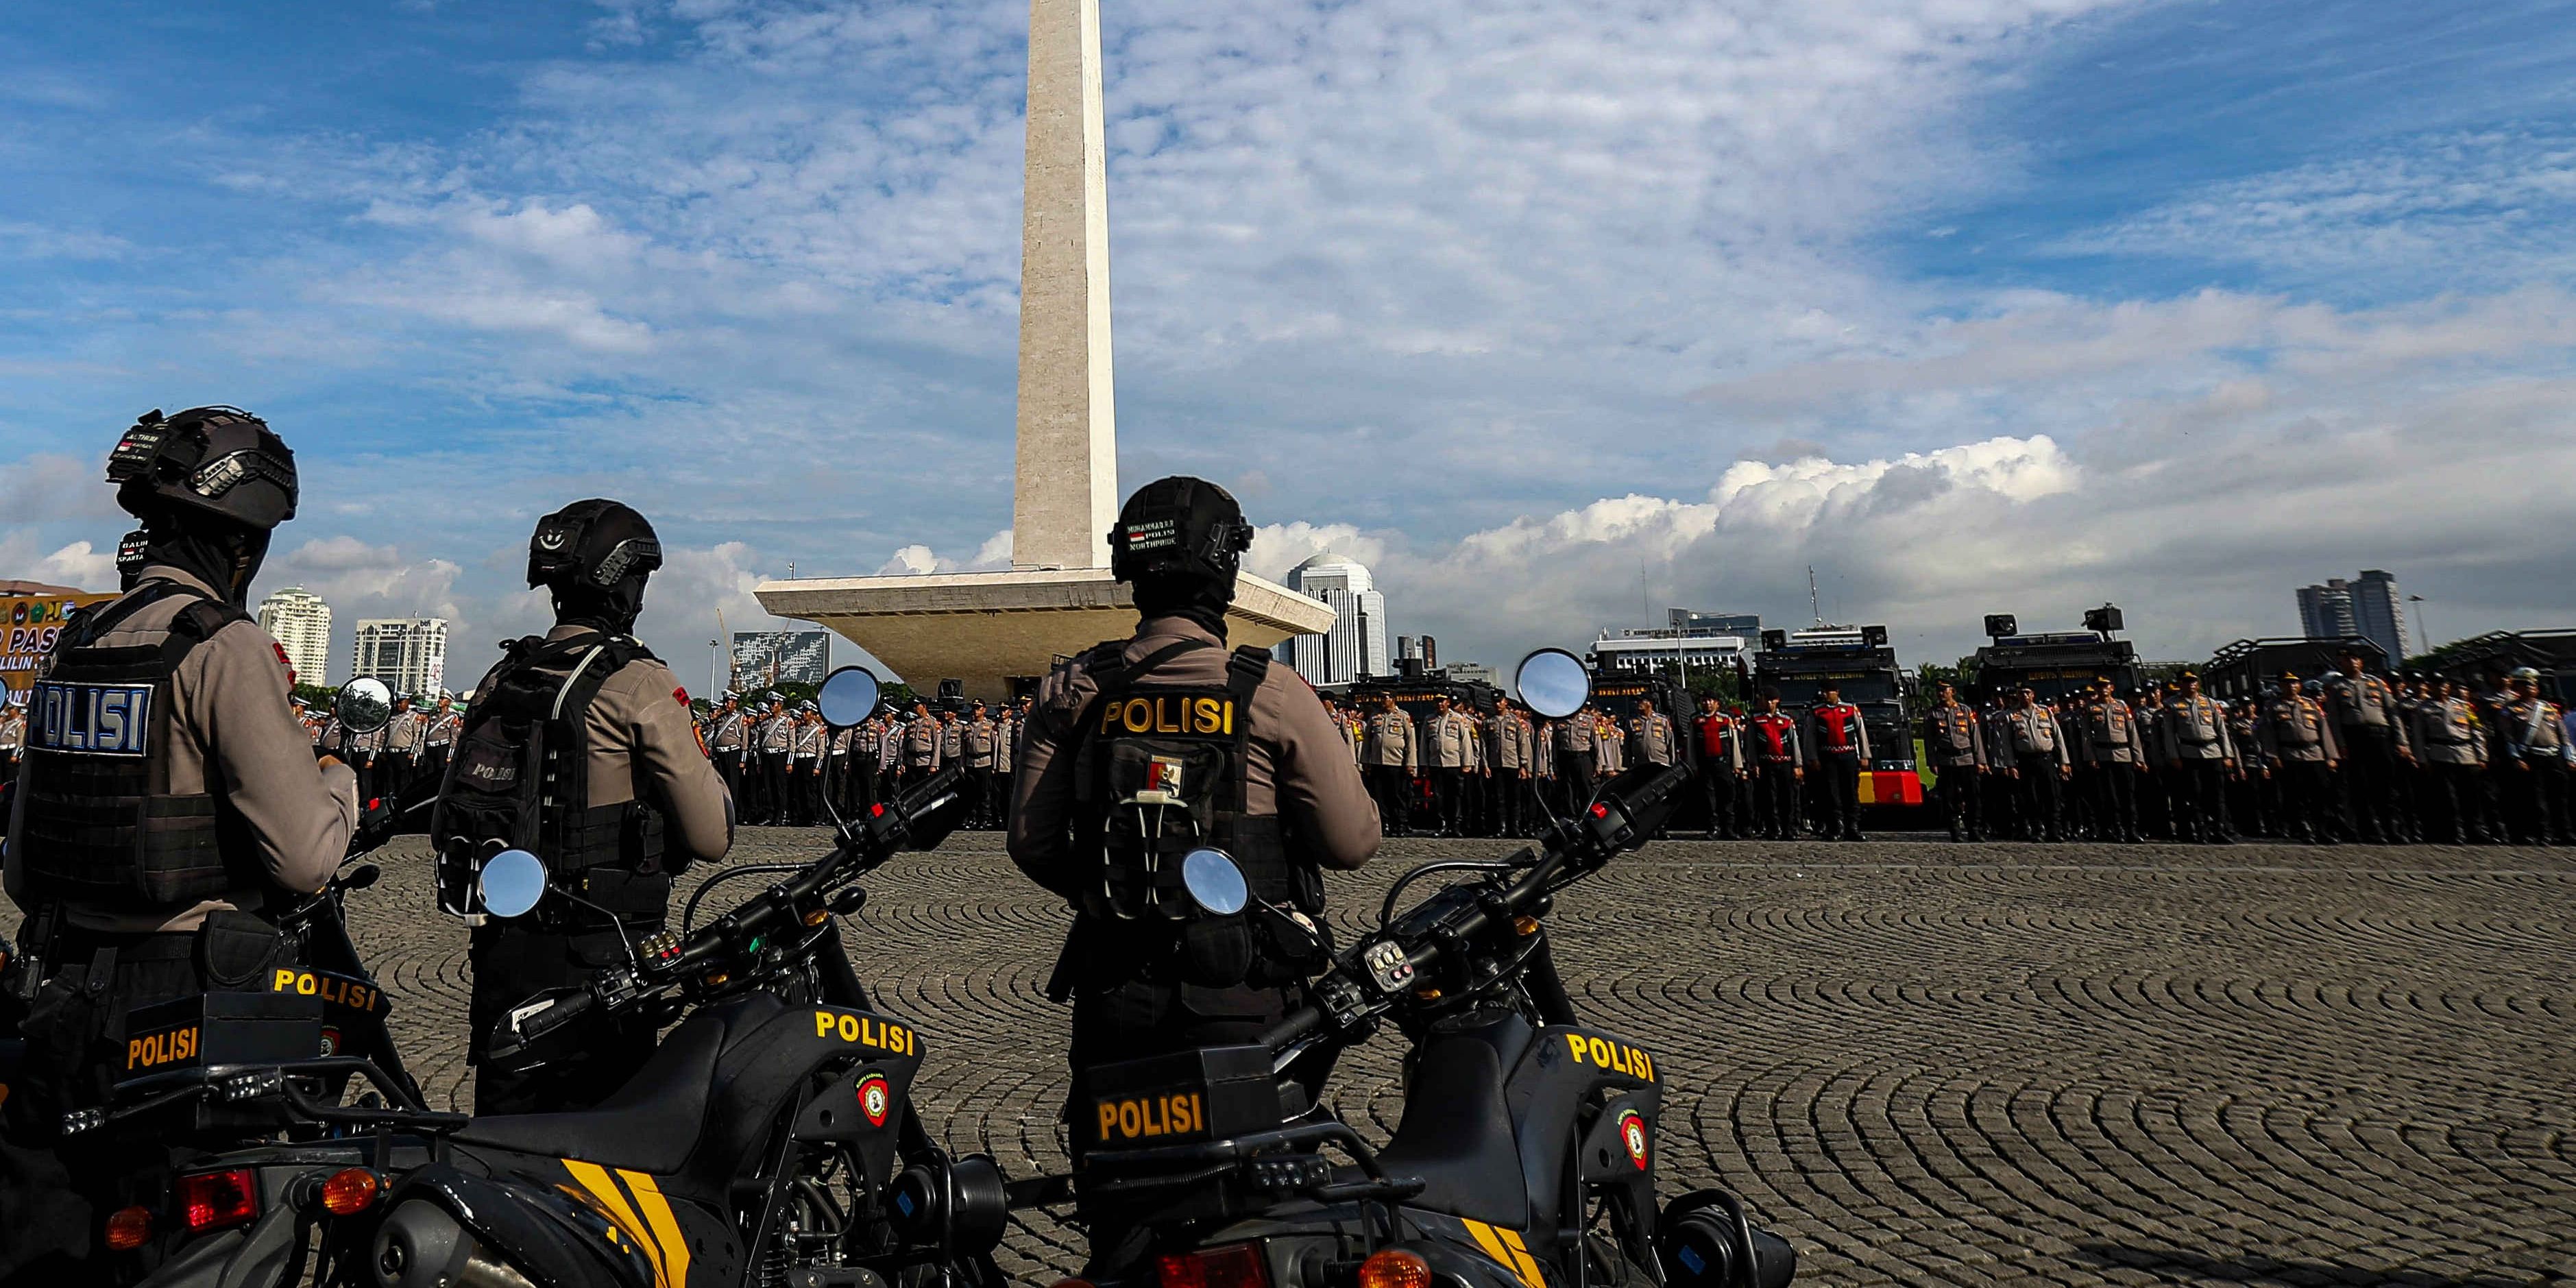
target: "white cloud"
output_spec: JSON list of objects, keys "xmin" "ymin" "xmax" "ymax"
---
[
  {"xmin": 1247, "ymin": 522, "xmax": 1388, "ymax": 583},
  {"xmin": 874, "ymin": 529, "xmax": 1012, "ymax": 576}
]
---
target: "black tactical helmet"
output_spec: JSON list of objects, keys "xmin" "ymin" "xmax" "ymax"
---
[
  {"xmin": 1108, "ymin": 476, "xmax": 1254, "ymax": 586},
  {"xmin": 527, "ymin": 499, "xmax": 663, "ymax": 590},
  {"xmin": 106, "ymin": 406, "xmax": 299, "ymax": 531}
]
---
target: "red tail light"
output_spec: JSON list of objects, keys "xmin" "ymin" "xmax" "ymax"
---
[
  {"xmin": 175, "ymin": 1169, "xmax": 260, "ymax": 1233},
  {"xmin": 1158, "ymin": 1243, "xmax": 1270, "ymax": 1288}
]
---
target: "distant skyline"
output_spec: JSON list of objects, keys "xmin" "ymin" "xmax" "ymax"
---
[{"xmin": 3, "ymin": 1, "xmax": 2573, "ymax": 679}]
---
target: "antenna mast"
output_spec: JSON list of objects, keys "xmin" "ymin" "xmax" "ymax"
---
[{"xmin": 1808, "ymin": 566, "xmax": 1823, "ymax": 628}]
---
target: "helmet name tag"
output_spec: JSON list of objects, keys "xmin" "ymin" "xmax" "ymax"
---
[{"xmin": 30, "ymin": 682, "xmax": 151, "ymax": 756}]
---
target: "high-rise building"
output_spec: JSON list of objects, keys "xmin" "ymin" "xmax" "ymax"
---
[
  {"xmin": 2298, "ymin": 571, "xmax": 2407, "ymax": 664},
  {"xmin": 256, "ymin": 587, "xmax": 330, "ymax": 685},
  {"xmin": 731, "ymin": 631, "xmax": 831, "ymax": 691},
  {"xmin": 2350, "ymin": 570, "xmax": 2407, "ymax": 664},
  {"xmin": 351, "ymin": 618, "xmax": 448, "ymax": 696},
  {"xmin": 1285, "ymin": 553, "xmax": 1389, "ymax": 687}
]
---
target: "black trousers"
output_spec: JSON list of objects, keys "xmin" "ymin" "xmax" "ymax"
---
[
  {"xmin": 2341, "ymin": 725, "xmax": 2403, "ymax": 840},
  {"xmin": 2276, "ymin": 760, "xmax": 2338, "ymax": 840},
  {"xmin": 759, "ymin": 752, "xmax": 792, "ymax": 823},
  {"xmin": 2015, "ymin": 757, "xmax": 2065, "ymax": 838},
  {"xmin": 1368, "ymin": 766, "xmax": 1414, "ymax": 834},
  {"xmin": 714, "ymin": 749, "xmax": 744, "ymax": 805},
  {"xmin": 1701, "ymin": 764, "xmax": 1742, "ymax": 837},
  {"xmin": 967, "ymin": 766, "xmax": 998, "ymax": 827},
  {"xmin": 2088, "ymin": 762, "xmax": 2140, "ymax": 838},
  {"xmin": 1753, "ymin": 762, "xmax": 1798, "ymax": 838},
  {"xmin": 2502, "ymin": 755, "xmax": 2571, "ymax": 843},
  {"xmin": 1559, "ymin": 750, "xmax": 1598, "ymax": 811},
  {"xmin": 1931, "ymin": 765, "xmax": 1980, "ymax": 837},
  {"xmin": 1429, "ymin": 768, "xmax": 1466, "ymax": 834},
  {"xmin": 380, "ymin": 750, "xmax": 418, "ymax": 803},
  {"xmin": 2167, "ymin": 760, "xmax": 2228, "ymax": 839},
  {"xmin": 420, "ymin": 744, "xmax": 451, "ymax": 788},
  {"xmin": 2422, "ymin": 762, "xmax": 2491, "ymax": 842},
  {"xmin": 1816, "ymin": 751, "xmax": 1862, "ymax": 838},
  {"xmin": 1490, "ymin": 770, "xmax": 1529, "ymax": 836}
]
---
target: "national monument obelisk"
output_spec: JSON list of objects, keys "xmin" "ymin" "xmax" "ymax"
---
[{"xmin": 754, "ymin": 0, "xmax": 1334, "ymax": 701}]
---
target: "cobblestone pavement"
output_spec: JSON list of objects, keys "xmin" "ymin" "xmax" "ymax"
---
[{"xmin": 23, "ymin": 831, "xmax": 2575, "ymax": 1286}]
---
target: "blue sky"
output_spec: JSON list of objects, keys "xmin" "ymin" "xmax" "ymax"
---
[{"xmin": 4, "ymin": 0, "xmax": 2573, "ymax": 683}]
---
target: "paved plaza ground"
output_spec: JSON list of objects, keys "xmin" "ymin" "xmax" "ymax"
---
[{"xmin": 19, "ymin": 830, "xmax": 2576, "ymax": 1285}]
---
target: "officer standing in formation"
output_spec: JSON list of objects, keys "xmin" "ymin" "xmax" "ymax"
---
[
  {"xmin": 756, "ymin": 696, "xmax": 797, "ymax": 825},
  {"xmin": 1994, "ymin": 687, "xmax": 2072, "ymax": 841},
  {"xmin": 435, "ymin": 500, "xmax": 733, "ymax": 1115},
  {"xmin": 1747, "ymin": 691, "xmax": 1804, "ymax": 840},
  {"xmin": 964, "ymin": 701, "xmax": 1002, "ymax": 827},
  {"xmin": 2159, "ymin": 670, "xmax": 2236, "ymax": 842},
  {"xmin": 1921, "ymin": 681, "xmax": 1987, "ymax": 842},
  {"xmin": 1423, "ymin": 696, "xmax": 1477, "ymax": 836},
  {"xmin": 1362, "ymin": 697, "xmax": 1417, "ymax": 834},
  {"xmin": 708, "ymin": 693, "xmax": 747, "ymax": 805},
  {"xmin": 2260, "ymin": 672, "xmax": 2342, "ymax": 843},
  {"xmin": 3, "ymin": 408, "xmax": 356, "ymax": 1270},
  {"xmin": 2322, "ymin": 651, "xmax": 2411, "ymax": 843},
  {"xmin": 1484, "ymin": 697, "xmax": 1536, "ymax": 837},
  {"xmin": 421, "ymin": 693, "xmax": 461, "ymax": 786},
  {"xmin": 1803, "ymin": 683, "xmax": 1869, "ymax": 842},
  {"xmin": 1008, "ymin": 478, "xmax": 1378, "ymax": 1218},
  {"xmin": 2074, "ymin": 678, "xmax": 2146, "ymax": 844},
  {"xmin": 1693, "ymin": 696, "xmax": 1747, "ymax": 840},
  {"xmin": 2496, "ymin": 667, "xmax": 2569, "ymax": 842},
  {"xmin": 380, "ymin": 694, "xmax": 424, "ymax": 801}
]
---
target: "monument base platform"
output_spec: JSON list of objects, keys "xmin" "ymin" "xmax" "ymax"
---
[{"xmin": 753, "ymin": 568, "xmax": 1334, "ymax": 702}]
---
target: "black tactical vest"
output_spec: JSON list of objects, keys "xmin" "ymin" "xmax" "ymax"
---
[
  {"xmin": 14, "ymin": 580, "xmax": 257, "ymax": 912},
  {"xmin": 1069, "ymin": 638, "xmax": 1309, "ymax": 923},
  {"xmin": 430, "ymin": 632, "xmax": 666, "ymax": 922}
]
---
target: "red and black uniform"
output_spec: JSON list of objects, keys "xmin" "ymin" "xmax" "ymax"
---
[
  {"xmin": 1696, "ymin": 710, "xmax": 1745, "ymax": 838},
  {"xmin": 1747, "ymin": 712, "xmax": 1803, "ymax": 840},
  {"xmin": 1806, "ymin": 701, "xmax": 1873, "ymax": 841}
]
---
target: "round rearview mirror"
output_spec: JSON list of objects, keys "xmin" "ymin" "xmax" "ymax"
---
[
  {"xmin": 335, "ymin": 677, "xmax": 395, "ymax": 734},
  {"xmin": 1515, "ymin": 648, "xmax": 1592, "ymax": 720},
  {"xmin": 1180, "ymin": 848, "xmax": 1250, "ymax": 917},
  {"xmin": 816, "ymin": 666, "xmax": 884, "ymax": 729},
  {"xmin": 479, "ymin": 849, "xmax": 548, "ymax": 920}
]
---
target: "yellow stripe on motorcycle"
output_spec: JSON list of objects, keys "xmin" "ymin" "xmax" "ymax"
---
[
  {"xmin": 563, "ymin": 1159, "xmax": 672, "ymax": 1287},
  {"xmin": 1461, "ymin": 1219, "xmax": 1547, "ymax": 1288},
  {"xmin": 620, "ymin": 1169, "xmax": 694, "ymax": 1288}
]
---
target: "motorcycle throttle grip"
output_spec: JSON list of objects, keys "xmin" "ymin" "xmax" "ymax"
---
[{"xmin": 519, "ymin": 989, "xmax": 595, "ymax": 1041}]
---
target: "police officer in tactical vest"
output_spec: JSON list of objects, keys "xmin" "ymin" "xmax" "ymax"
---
[
  {"xmin": 3, "ymin": 407, "xmax": 359, "ymax": 1269},
  {"xmin": 1008, "ymin": 478, "xmax": 1381, "ymax": 1145},
  {"xmin": 433, "ymin": 500, "xmax": 733, "ymax": 1115}
]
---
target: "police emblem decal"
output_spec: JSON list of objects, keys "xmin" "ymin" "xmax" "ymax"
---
[
  {"xmin": 1617, "ymin": 1108, "xmax": 1649, "ymax": 1171},
  {"xmin": 858, "ymin": 1073, "xmax": 892, "ymax": 1128}
]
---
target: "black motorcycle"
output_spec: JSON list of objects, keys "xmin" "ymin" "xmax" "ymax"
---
[
  {"xmin": 1033, "ymin": 650, "xmax": 1796, "ymax": 1288},
  {"xmin": 134, "ymin": 666, "xmax": 1012, "ymax": 1288}
]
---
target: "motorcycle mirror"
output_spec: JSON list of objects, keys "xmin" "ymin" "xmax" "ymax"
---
[
  {"xmin": 479, "ymin": 849, "xmax": 548, "ymax": 919},
  {"xmin": 341, "ymin": 863, "xmax": 382, "ymax": 892},
  {"xmin": 1180, "ymin": 848, "xmax": 1250, "ymax": 916},
  {"xmin": 817, "ymin": 665, "xmax": 884, "ymax": 729},
  {"xmin": 335, "ymin": 678, "xmax": 395, "ymax": 734},
  {"xmin": 1514, "ymin": 648, "xmax": 1591, "ymax": 720}
]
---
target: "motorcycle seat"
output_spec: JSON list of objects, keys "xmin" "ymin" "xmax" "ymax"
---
[
  {"xmin": 1372, "ymin": 1035, "xmax": 1530, "ymax": 1229},
  {"xmin": 453, "ymin": 999, "xmax": 770, "ymax": 1175}
]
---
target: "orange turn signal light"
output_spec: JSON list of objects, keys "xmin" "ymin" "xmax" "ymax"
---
[
  {"xmin": 804, "ymin": 908, "xmax": 830, "ymax": 927},
  {"xmin": 320, "ymin": 1167, "xmax": 380, "ymax": 1216},
  {"xmin": 1512, "ymin": 915, "xmax": 1540, "ymax": 937},
  {"xmin": 1359, "ymin": 1248, "xmax": 1432, "ymax": 1288},
  {"xmin": 104, "ymin": 1206, "xmax": 153, "ymax": 1251},
  {"xmin": 1411, "ymin": 986, "xmax": 1444, "ymax": 1002}
]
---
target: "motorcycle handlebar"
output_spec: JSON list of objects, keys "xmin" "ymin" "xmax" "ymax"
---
[{"xmin": 1259, "ymin": 764, "xmax": 1690, "ymax": 1052}]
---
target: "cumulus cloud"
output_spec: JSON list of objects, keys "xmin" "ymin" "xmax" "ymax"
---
[{"xmin": 875, "ymin": 530, "xmax": 1012, "ymax": 576}]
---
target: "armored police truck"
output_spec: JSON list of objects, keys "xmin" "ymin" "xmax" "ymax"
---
[{"xmin": 1971, "ymin": 605, "xmax": 2146, "ymax": 704}]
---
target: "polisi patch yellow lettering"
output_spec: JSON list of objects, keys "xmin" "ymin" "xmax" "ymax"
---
[
  {"xmin": 127, "ymin": 1025, "xmax": 198, "ymax": 1071},
  {"xmin": 811, "ymin": 1010, "xmax": 915, "ymax": 1056},
  {"xmin": 1099, "ymin": 694, "xmax": 1235, "ymax": 737},
  {"xmin": 272, "ymin": 968, "xmax": 382, "ymax": 1013},
  {"xmin": 1565, "ymin": 1032, "xmax": 1655, "ymax": 1082},
  {"xmin": 1093, "ymin": 1091, "xmax": 1206, "ymax": 1144}
]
